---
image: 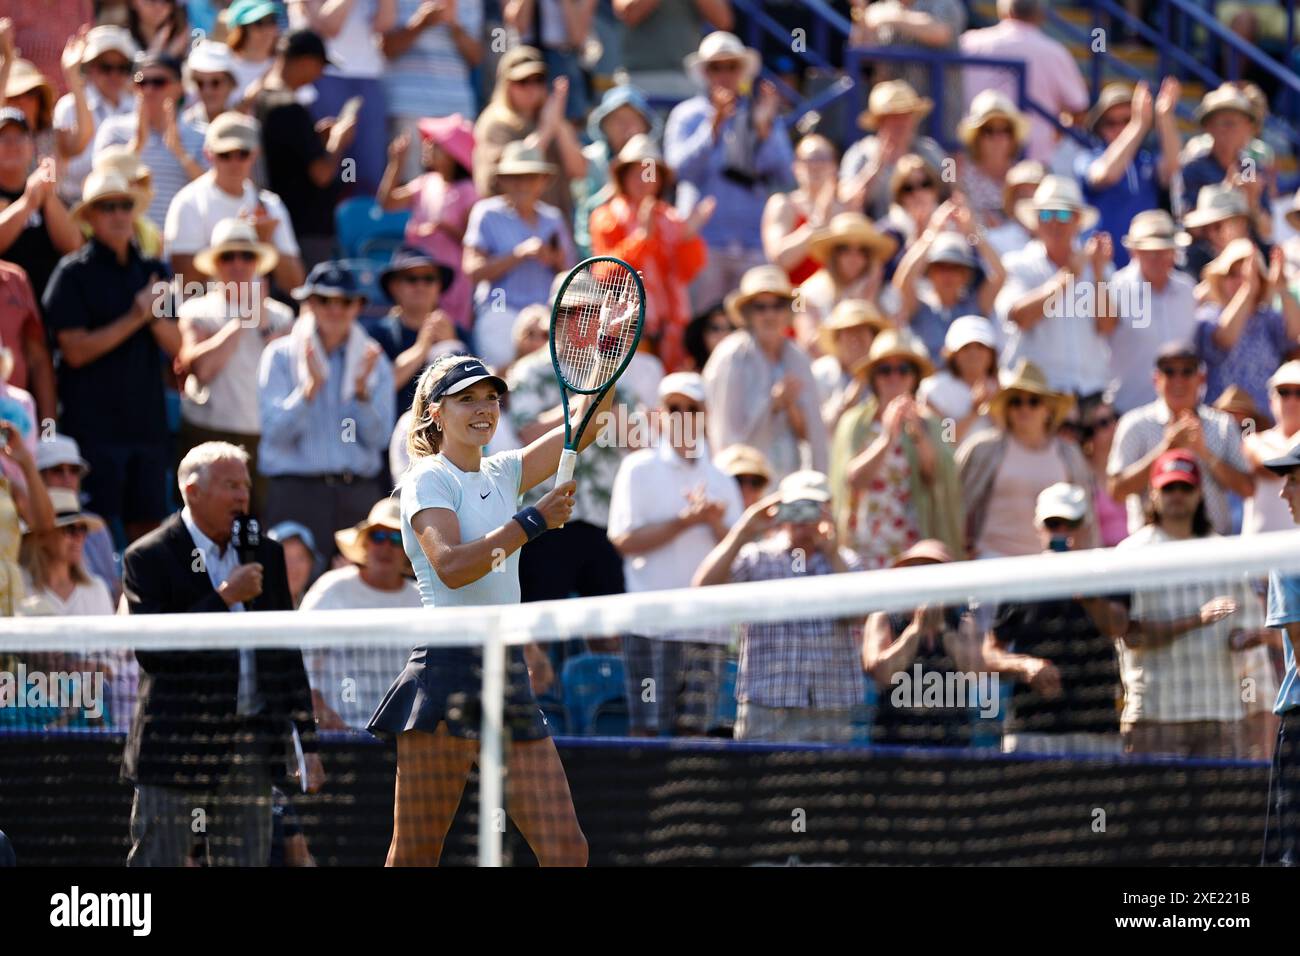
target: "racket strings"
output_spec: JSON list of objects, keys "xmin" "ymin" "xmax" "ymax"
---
[{"xmin": 554, "ymin": 263, "xmax": 642, "ymax": 391}]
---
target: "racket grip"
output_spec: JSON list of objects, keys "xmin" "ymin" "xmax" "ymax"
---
[{"xmin": 555, "ymin": 448, "xmax": 577, "ymax": 528}]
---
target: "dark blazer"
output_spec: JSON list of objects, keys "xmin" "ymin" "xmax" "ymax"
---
[{"xmin": 121, "ymin": 512, "xmax": 318, "ymax": 789}]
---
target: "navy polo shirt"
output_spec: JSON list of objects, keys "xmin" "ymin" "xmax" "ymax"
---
[
  {"xmin": 1076, "ymin": 144, "xmax": 1160, "ymax": 269},
  {"xmin": 1178, "ymin": 153, "xmax": 1228, "ymax": 216},
  {"xmin": 41, "ymin": 238, "xmax": 173, "ymax": 444},
  {"xmin": 363, "ymin": 311, "xmax": 423, "ymax": 414}
]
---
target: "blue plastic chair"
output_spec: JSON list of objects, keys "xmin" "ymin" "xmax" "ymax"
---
[
  {"xmin": 560, "ymin": 653, "xmax": 625, "ymax": 736},
  {"xmin": 334, "ymin": 197, "xmax": 410, "ymax": 261},
  {"xmin": 710, "ymin": 658, "xmax": 739, "ymax": 733}
]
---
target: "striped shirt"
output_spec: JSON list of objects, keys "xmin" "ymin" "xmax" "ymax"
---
[
  {"xmin": 1107, "ymin": 400, "xmax": 1248, "ymax": 538},
  {"xmin": 729, "ymin": 533, "xmax": 865, "ymax": 709},
  {"xmin": 257, "ymin": 334, "xmax": 396, "ymax": 478},
  {"xmin": 93, "ymin": 114, "xmax": 208, "ymax": 231},
  {"xmin": 384, "ymin": 0, "xmax": 483, "ymax": 119},
  {"xmin": 53, "ymin": 86, "xmax": 136, "ymax": 205},
  {"xmin": 464, "ymin": 195, "xmax": 574, "ymax": 316}
]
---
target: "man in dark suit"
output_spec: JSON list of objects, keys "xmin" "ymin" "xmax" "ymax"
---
[{"xmin": 123, "ymin": 441, "xmax": 323, "ymax": 867}]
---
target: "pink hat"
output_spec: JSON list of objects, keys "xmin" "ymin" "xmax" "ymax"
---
[{"xmin": 418, "ymin": 114, "xmax": 475, "ymax": 173}]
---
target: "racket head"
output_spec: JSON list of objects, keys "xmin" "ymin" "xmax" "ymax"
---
[{"xmin": 548, "ymin": 256, "xmax": 646, "ymax": 397}]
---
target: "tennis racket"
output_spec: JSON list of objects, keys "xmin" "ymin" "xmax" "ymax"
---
[{"xmin": 549, "ymin": 256, "xmax": 646, "ymax": 506}]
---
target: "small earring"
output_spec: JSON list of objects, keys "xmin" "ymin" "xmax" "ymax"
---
[{"xmin": 433, "ymin": 420, "xmax": 441, "ymax": 431}]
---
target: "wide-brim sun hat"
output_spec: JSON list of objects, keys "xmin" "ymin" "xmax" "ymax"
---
[
  {"xmin": 850, "ymin": 327, "xmax": 934, "ymax": 380},
  {"xmin": 609, "ymin": 133, "xmax": 674, "ymax": 195},
  {"xmin": 816, "ymin": 298, "xmax": 889, "ymax": 355},
  {"xmin": 984, "ymin": 359, "xmax": 1075, "ymax": 431},
  {"xmin": 807, "ymin": 212, "xmax": 898, "ymax": 265},
  {"xmin": 714, "ymin": 444, "xmax": 774, "ymax": 483},
  {"xmin": 1194, "ymin": 85, "xmax": 1256, "ymax": 126},
  {"xmin": 684, "ymin": 32, "xmax": 760, "ymax": 88},
  {"xmin": 418, "ymin": 114, "xmax": 475, "ymax": 172},
  {"xmin": 379, "ymin": 245, "xmax": 455, "ymax": 301},
  {"xmin": 957, "ymin": 89, "xmax": 1029, "ymax": 149},
  {"xmin": 496, "ymin": 140, "xmax": 556, "ymax": 177},
  {"xmin": 69, "ymin": 170, "xmax": 139, "ymax": 223},
  {"xmin": 20, "ymin": 487, "xmax": 105, "ymax": 536},
  {"xmin": 1201, "ymin": 236, "xmax": 1265, "ymax": 301},
  {"xmin": 1122, "ymin": 209, "xmax": 1179, "ymax": 251},
  {"xmin": 858, "ymin": 79, "xmax": 933, "ymax": 131},
  {"xmin": 723, "ymin": 265, "xmax": 795, "ymax": 324},
  {"xmin": 193, "ymin": 217, "xmax": 280, "ymax": 277},
  {"xmin": 334, "ymin": 497, "xmax": 412, "ymax": 573},
  {"xmin": 1014, "ymin": 175, "xmax": 1100, "ymax": 233},
  {"xmin": 4, "ymin": 59, "xmax": 54, "ymax": 130},
  {"xmin": 82, "ymin": 25, "xmax": 140, "ymax": 65},
  {"xmin": 1181, "ymin": 184, "xmax": 1250, "ymax": 231}
]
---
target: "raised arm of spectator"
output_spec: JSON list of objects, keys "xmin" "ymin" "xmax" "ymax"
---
[
  {"xmin": 1209, "ymin": 255, "xmax": 1262, "ymax": 352},
  {"xmin": 178, "ymin": 315, "xmax": 245, "ymax": 385},
  {"xmin": 892, "ymin": 213, "xmax": 947, "ymax": 322},
  {"xmin": 1087, "ymin": 83, "xmax": 1153, "ymax": 190},
  {"xmin": 1, "ymin": 427, "xmax": 54, "ymax": 533},
  {"xmin": 762, "ymin": 192, "xmax": 820, "ymax": 275},
  {"xmin": 55, "ymin": 33, "xmax": 95, "ymax": 160},
  {"xmin": 343, "ymin": 347, "xmax": 396, "ymax": 453},
  {"xmin": 529, "ymin": 78, "xmax": 587, "ymax": 181},
  {"xmin": 691, "ymin": 492, "xmax": 779, "ymax": 587},
  {"xmin": 1123, "ymin": 597, "xmax": 1237, "ymax": 650},
  {"xmin": 378, "ymin": 132, "xmax": 419, "ymax": 210}
]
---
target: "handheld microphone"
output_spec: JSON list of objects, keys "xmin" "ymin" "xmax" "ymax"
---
[{"xmin": 231, "ymin": 514, "xmax": 262, "ymax": 564}]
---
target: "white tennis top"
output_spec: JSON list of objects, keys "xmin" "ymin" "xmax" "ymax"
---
[{"xmin": 399, "ymin": 448, "xmax": 525, "ymax": 608}]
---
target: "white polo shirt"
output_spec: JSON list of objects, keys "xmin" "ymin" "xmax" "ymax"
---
[
  {"xmin": 1105, "ymin": 262, "xmax": 1198, "ymax": 413},
  {"xmin": 606, "ymin": 438, "xmax": 743, "ymax": 594},
  {"xmin": 163, "ymin": 173, "xmax": 300, "ymax": 262}
]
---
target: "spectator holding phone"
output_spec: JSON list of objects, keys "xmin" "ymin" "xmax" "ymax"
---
[
  {"xmin": 462, "ymin": 141, "xmax": 574, "ymax": 369},
  {"xmin": 251, "ymin": 30, "xmax": 357, "ymax": 270},
  {"xmin": 693, "ymin": 469, "xmax": 864, "ymax": 743}
]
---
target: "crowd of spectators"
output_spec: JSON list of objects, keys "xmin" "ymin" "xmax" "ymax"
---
[{"xmin": 1, "ymin": 0, "xmax": 1297, "ymax": 766}]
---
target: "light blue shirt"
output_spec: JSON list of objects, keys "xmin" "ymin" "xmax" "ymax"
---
[
  {"xmin": 180, "ymin": 506, "xmax": 262, "ymax": 716},
  {"xmin": 463, "ymin": 195, "xmax": 574, "ymax": 317},
  {"xmin": 398, "ymin": 449, "xmax": 524, "ymax": 608},
  {"xmin": 1266, "ymin": 570, "xmax": 1300, "ymax": 714},
  {"xmin": 257, "ymin": 334, "xmax": 395, "ymax": 477},
  {"xmin": 663, "ymin": 95, "xmax": 794, "ymax": 251}
]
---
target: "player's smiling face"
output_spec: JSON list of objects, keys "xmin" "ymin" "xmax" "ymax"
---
[{"xmin": 438, "ymin": 380, "xmax": 501, "ymax": 448}]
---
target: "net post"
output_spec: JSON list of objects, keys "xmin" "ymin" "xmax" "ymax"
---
[{"xmin": 477, "ymin": 629, "xmax": 507, "ymax": 867}]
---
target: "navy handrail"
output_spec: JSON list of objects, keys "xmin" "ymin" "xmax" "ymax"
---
[
  {"xmin": 845, "ymin": 46, "xmax": 1091, "ymax": 152},
  {"xmin": 1170, "ymin": 0, "xmax": 1300, "ymax": 98}
]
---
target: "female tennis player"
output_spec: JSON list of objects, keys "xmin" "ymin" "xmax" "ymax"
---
[{"xmin": 369, "ymin": 351, "xmax": 614, "ymax": 866}]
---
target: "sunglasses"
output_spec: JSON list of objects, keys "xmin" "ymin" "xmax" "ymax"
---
[
  {"xmin": 980, "ymin": 123, "xmax": 1014, "ymax": 137},
  {"xmin": 1276, "ymin": 386, "xmax": 1300, "ymax": 400},
  {"xmin": 1038, "ymin": 209, "xmax": 1075, "ymax": 223},
  {"xmin": 736, "ymin": 475, "xmax": 768, "ymax": 490},
  {"xmin": 831, "ymin": 244, "xmax": 873, "ymax": 257},
  {"xmin": 93, "ymin": 198, "xmax": 135, "ymax": 214},
  {"xmin": 744, "ymin": 298, "xmax": 789, "ymax": 314},
  {"xmin": 705, "ymin": 60, "xmax": 742, "ymax": 73},
  {"xmin": 1157, "ymin": 364, "xmax": 1199, "ymax": 378},
  {"xmin": 397, "ymin": 272, "xmax": 441, "ymax": 284},
  {"xmin": 215, "ymin": 149, "xmax": 252, "ymax": 161},
  {"xmin": 665, "ymin": 403, "xmax": 702, "ymax": 415},
  {"xmin": 368, "ymin": 528, "xmax": 403, "ymax": 546},
  {"xmin": 707, "ymin": 322, "xmax": 733, "ymax": 335},
  {"xmin": 1080, "ymin": 414, "xmax": 1117, "ymax": 439},
  {"xmin": 194, "ymin": 77, "xmax": 232, "ymax": 90},
  {"xmin": 1043, "ymin": 517, "xmax": 1082, "ymax": 532},
  {"xmin": 59, "ymin": 524, "xmax": 89, "ymax": 538},
  {"xmin": 1158, "ymin": 481, "xmax": 1196, "ymax": 494},
  {"xmin": 42, "ymin": 464, "xmax": 83, "ymax": 479},
  {"xmin": 898, "ymin": 180, "xmax": 936, "ymax": 196},
  {"xmin": 512, "ymin": 74, "xmax": 548, "ymax": 86},
  {"xmin": 1007, "ymin": 394, "xmax": 1044, "ymax": 409},
  {"xmin": 217, "ymin": 250, "xmax": 258, "ymax": 264},
  {"xmin": 92, "ymin": 61, "xmax": 133, "ymax": 75},
  {"xmin": 134, "ymin": 75, "xmax": 172, "ymax": 88},
  {"xmin": 249, "ymin": 16, "xmax": 278, "ymax": 27},
  {"xmin": 309, "ymin": 294, "xmax": 358, "ymax": 308},
  {"xmin": 873, "ymin": 361, "xmax": 917, "ymax": 377}
]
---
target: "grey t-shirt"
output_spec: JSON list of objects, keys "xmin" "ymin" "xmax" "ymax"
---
[
  {"xmin": 399, "ymin": 449, "xmax": 525, "ymax": 608},
  {"xmin": 621, "ymin": 0, "xmax": 703, "ymax": 73}
]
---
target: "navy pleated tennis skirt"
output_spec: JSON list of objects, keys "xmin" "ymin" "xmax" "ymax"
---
[{"xmin": 367, "ymin": 644, "xmax": 551, "ymax": 741}]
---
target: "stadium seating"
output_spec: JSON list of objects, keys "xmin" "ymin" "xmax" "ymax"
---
[
  {"xmin": 335, "ymin": 198, "xmax": 411, "ymax": 263},
  {"xmin": 560, "ymin": 653, "xmax": 626, "ymax": 736}
]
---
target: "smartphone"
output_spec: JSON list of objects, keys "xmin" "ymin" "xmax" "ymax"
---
[
  {"xmin": 337, "ymin": 95, "xmax": 363, "ymax": 127},
  {"xmin": 777, "ymin": 500, "xmax": 823, "ymax": 525}
]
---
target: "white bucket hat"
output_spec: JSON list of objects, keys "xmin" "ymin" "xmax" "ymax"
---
[
  {"xmin": 684, "ymin": 32, "xmax": 760, "ymax": 88},
  {"xmin": 1014, "ymin": 175, "xmax": 1100, "ymax": 233}
]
